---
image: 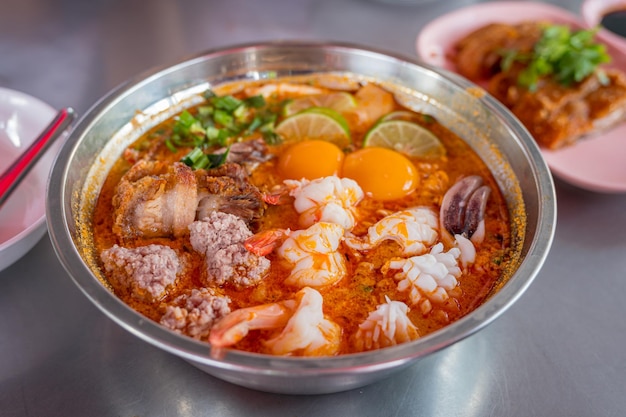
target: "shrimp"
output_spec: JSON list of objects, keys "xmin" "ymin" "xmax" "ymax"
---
[
  {"xmin": 386, "ymin": 243, "xmax": 462, "ymax": 315},
  {"xmin": 353, "ymin": 296, "xmax": 419, "ymax": 352},
  {"xmin": 343, "ymin": 83, "xmax": 396, "ymax": 132},
  {"xmin": 344, "ymin": 207, "xmax": 439, "ymax": 256},
  {"xmin": 284, "ymin": 176, "xmax": 364, "ymax": 230},
  {"xmin": 209, "ymin": 287, "xmax": 341, "ymax": 356},
  {"xmin": 244, "ymin": 222, "xmax": 347, "ymax": 288},
  {"xmin": 243, "ymin": 83, "xmax": 327, "ymax": 99},
  {"xmin": 277, "ymin": 222, "xmax": 347, "ymax": 288}
]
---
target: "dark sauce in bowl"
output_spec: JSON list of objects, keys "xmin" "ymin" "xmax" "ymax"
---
[{"xmin": 601, "ymin": 9, "xmax": 626, "ymax": 38}]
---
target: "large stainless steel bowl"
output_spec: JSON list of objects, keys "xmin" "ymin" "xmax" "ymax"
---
[{"xmin": 46, "ymin": 41, "xmax": 556, "ymax": 395}]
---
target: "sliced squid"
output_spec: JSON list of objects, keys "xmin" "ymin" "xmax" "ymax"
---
[
  {"xmin": 440, "ymin": 175, "xmax": 491, "ymax": 245},
  {"xmin": 387, "ymin": 243, "xmax": 462, "ymax": 315},
  {"xmin": 353, "ymin": 296, "xmax": 419, "ymax": 352},
  {"xmin": 209, "ymin": 287, "xmax": 341, "ymax": 356}
]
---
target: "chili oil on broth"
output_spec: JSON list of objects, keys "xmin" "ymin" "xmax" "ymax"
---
[{"xmin": 91, "ymin": 76, "xmax": 513, "ymax": 355}]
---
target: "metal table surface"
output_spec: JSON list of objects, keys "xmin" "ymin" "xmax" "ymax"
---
[{"xmin": 1, "ymin": 0, "xmax": 625, "ymax": 416}]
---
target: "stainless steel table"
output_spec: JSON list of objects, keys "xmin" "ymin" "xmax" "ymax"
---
[{"xmin": 1, "ymin": 0, "xmax": 625, "ymax": 415}]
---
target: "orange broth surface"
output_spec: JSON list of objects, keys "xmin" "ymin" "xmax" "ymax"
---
[{"xmin": 92, "ymin": 77, "xmax": 513, "ymax": 355}]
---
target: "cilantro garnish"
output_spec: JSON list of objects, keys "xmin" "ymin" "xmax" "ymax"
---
[{"xmin": 500, "ymin": 25, "xmax": 611, "ymax": 91}]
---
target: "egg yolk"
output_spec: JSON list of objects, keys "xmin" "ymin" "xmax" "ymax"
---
[
  {"xmin": 278, "ymin": 140, "xmax": 345, "ymax": 180},
  {"xmin": 342, "ymin": 147, "xmax": 418, "ymax": 201}
]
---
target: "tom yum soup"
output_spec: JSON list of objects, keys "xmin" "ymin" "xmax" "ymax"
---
[{"xmin": 92, "ymin": 75, "xmax": 520, "ymax": 356}]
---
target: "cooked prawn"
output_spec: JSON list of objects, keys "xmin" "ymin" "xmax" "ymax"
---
[
  {"xmin": 344, "ymin": 207, "xmax": 439, "ymax": 256},
  {"xmin": 284, "ymin": 176, "xmax": 364, "ymax": 230},
  {"xmin": 278, "ymin": 222, "xmax": 346, "ymax": 288},
  {"xmin": 209, "ymin": 287, "xmax": 341, "ymax": 356},
  {"xmin": 243, "ymin": 83, "xmax": 327, "ymax": 98},
  {"xmin": 244, "ymin": 222, "xmax": 346, "ymax": 288}
]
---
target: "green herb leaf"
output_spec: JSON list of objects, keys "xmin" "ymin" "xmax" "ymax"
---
[
  {"xmin": 181, "ymin": 146, "xmax": 230, "ymax": 170},
  {"xmin": 212, "ymin": 95, "xmax": 242, "ymax": 113},
  {"xmin": 244, "ymin": 95, "xmax": 266, "ymax": 108},
  {"xmin": 207, "ymin": 147, "xmax": 230, "ymax": 168},
  {"xmin": 500, "ymin": 25, "xmax": 611, "ymax": 90}
]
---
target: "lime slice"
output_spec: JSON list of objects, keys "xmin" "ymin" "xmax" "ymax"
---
[
  {"xmin": 275, "ymin": 107, "xmax": 351, "ymax": 148},
  {"xmin": 283, "ymin": 92, "xmax": 356, "ymax": 117},
  {"xmin": 380, "ymin": 110, "xmax": 433, "ymax": 124},
  {"xmin": 363, "ymin": 120, "xmax": 446, "ymax": 158}
]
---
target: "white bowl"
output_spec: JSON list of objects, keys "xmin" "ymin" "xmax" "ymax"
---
[
  {"xmin": 581, "ymin": 0, "xmax": 626, "ymax": 54},
  {"xmin": 0, "ymin": 87, "xmax": 57, "ymax": 271}
]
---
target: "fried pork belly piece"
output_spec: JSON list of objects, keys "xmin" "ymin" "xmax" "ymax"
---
[
  {"xmin": 112, "ymin": 158, "xmax": 265, "ymax": 242},
  {"xmin": 490, "ymin": 68, "xmax": 626, "ymax": 148},
  {"xmin": 160, "ymin": 288, "xmax": 231, "ymax": 340},
  {"xmin": 189, "ymin": 211, "xmax": 270, "ymax": 287},
  {"xmin": 454, "ymin": 22, "xmax": 626, "ymax": 149},
  {"xmin": 101, "ymin": 244, "xmax": 181, "ymax": 301},
  {"xmin": 202, "ymin": 161, "xmax": 249, "ymax": 183},
  {"xmin": 195, "ymin": 163, "xmax": 265, "ymax": 226},
  {"xmin": 454, "ymin": 22, "xmax": 542, "ymax": 81},
  {"xmin": 112, "ymin": 160, "xmax": 198, "ymax": 240},
  {"xmin": 587, "ymin": 71, "xmax": 626, "ymax": 130}
]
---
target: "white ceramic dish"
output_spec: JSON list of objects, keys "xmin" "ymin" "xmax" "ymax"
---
[
  {"xmin": 416, "ymin": 1, "xmax": 626, "ymax": 193},
  {"xmin": 581, "ymin": 0, "xmax": 626, "ymax": 54},
  {"xmin": 0, "ymin": 87, "xmax": 58, "ymax": 271}
]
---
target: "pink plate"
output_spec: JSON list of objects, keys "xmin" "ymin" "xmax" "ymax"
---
[{"xmin": 416, "ymin": 1, "xmax": 626, "ymax": 193}]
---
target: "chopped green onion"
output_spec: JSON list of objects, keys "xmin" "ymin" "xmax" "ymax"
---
[
  {"xmin": 181, "ymin": 146, "xmax": 230, "ymax": 170},
  {"xmin": 214, "ymin": 109, "xmax": 234, "ymax": 127},
  {"xmin": 203, "ymin": 90, "xmax": 217, "ymax": 100},
  {"xmin": 216, "ymin": 128, "xmax": 231, "ymax": 146},
  {"xmin": 176, "ymin": 110, "xmax": 197, "ymax": 128},
  {"xmin": 165, "ymin": 138, "xmax": 178, "ymax": 153},
  {"xmin": 197, "ymin": 106, "xmax": 214, "ymax": 118},
  {"xmin": 262, "ymin": 130, "xmax": 281, "ymax": 145},
  {"xmin": 206, "ymin": 126, "xmax": 220, "ymax": 140},
  {"xmin": 244, "ymin": 95, "xmax": 265, "ymax": 108},
  {"xmin": 233, "ymin": 104, "xmax": 249, "ymax": 121},
  {"xmin": 181, "ymin": 147, "xmax": 209, "ymax": 170},
  {"xmin": 212, "ymin": 95, "xmax": 242, "ymax": 113},
  {"xmin": 246, "ymin": 116, "xmax": 264, "ymax": 133},
  {"xmin": 207, "ymin": 147, "xmax": 230, "ymax": 167}
]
